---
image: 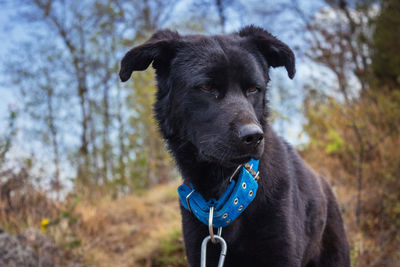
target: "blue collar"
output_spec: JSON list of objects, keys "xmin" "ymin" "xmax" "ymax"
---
[{"xmin": 177, "ymin": 158, "xmax": 260, "ymax": 228}]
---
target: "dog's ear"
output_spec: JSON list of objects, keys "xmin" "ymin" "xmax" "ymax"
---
[
  {"xmin": 119, "ymin": 30, "xmax": 180, "ymax": 82},
  {"xmin": 239, "ymin": 25, "xmax": 295, "ymax": 79}
]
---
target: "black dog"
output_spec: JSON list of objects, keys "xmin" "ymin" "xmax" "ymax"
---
[{"xmin": 119, "ymin": 26, "xmax": 350, "ymax": 267}]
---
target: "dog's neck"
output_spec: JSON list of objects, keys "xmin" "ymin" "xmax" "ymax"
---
[{"xmin": 169, "ymin": 140, "xmax": 236, "ymax": 200}]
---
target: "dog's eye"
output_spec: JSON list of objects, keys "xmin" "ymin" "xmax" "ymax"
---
[
  {"xmin": 246, "ymin": 87, "xmax": 259, "ymax": 95},
  {"xmin": 198, "ymin": 85, "xmax": 219, "ymax": 98},
  {"xmin": 200, "ymin": 85, "xmax": 212, "ymax": 92}
]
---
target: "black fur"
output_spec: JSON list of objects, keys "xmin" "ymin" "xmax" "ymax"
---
[{"xmin": 120, "ymin": 25, "xmax": 350, "ymax": 267}]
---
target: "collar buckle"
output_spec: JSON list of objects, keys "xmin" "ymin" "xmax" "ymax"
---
[
  {"xmin": 229, "ymin": 164, "xmax": 243, "ymax": 182},
  {"xmin": 186, "ymin": 189, "xmax": 195, "ymax": 213}
]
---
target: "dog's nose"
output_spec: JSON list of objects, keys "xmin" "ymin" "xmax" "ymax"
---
[{"xmin": 238, "ymin": 124, "xmax": 264, "ymax": 146}]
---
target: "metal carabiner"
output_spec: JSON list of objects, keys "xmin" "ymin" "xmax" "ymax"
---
[
  {"xmin": 202, "ymin": 206, "xmax": 227, "ymax": 266},
  {"xmin": 200, "ymin": 235, "xmax": 227, "ymax": 267}
]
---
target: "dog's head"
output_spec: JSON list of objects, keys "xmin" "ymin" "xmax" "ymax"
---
[{"xmin": 120, "ymin": 26, "xmax": 295, "ymax": 167}]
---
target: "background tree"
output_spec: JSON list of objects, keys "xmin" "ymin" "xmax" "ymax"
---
[{"xmin": 4, "ymin": 0, "xmax": 182, "ymax": 196}]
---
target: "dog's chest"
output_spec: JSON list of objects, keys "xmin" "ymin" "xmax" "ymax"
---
[{"xmin": 198, "ymin": 218, "xmax": 297, "ymax": 266}]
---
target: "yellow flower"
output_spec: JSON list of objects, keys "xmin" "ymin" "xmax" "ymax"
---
[{"xmin": 40, "ymin": 218, "xmax": 50, "ymax": 232}]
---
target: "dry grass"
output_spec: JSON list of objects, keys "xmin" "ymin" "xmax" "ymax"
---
[
  {"xmin": 75, "ymin": 181, "xmax": 184, "ymax": 267},
  {"xmin": 0, "ymin": 178, "xmax": 186, "ymax": 266}
]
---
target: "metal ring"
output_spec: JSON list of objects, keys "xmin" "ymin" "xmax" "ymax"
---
[
  {"xmin": 208, "ymin": 207, "xmax": 223, "ymax": 243},
  {"xmin": 222, "ymin": 213, "xmax": 228, "ymax": 219},
  {"xmin": 234, "ymin": 198, "xmax": 239, "ymax": 205},
  {"xmin": 242, "ymin": 182, "xmax": 247, "ymax": 189},
  {"xmin": 209, "ymin": 206, "xmax": 216, "ymax": 243},
  {"xmin": 238, "ymin": 205, "xmax": 243, "ymax": 211},
  {"xmin": 249, "ymin": 190, "xmax": 253, "ymax": 197}
]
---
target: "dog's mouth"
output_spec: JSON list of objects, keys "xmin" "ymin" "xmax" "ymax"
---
[
  {"xmin": 197, "ymin": 133, "xmax": 264, "ymax": 167},
  {"xmin": 230, "ymin": 155, "xmax": 253, "ymax": 165},
  {"xmin": 200, "ymin": 150, "xmax": 256, "ymax": 167}
]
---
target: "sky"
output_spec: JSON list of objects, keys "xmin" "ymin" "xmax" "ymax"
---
[
  {"xmin": 0, "ymin": 3, "xmax": 32, "ymax": 134},
  {"xmin": 0, "ymin": 6, "xmax": 15, "ymax": 131}
]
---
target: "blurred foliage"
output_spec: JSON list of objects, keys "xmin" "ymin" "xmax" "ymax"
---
[
  {"xmin": 126, "ymin": 70, "xmax": 175, "ymax": 189},
  {"xmin": 153, "ymin": 229, "xmax": 187, "ymax": 267},
  {"xmin": 304, "ymin": 89, "xmax": 400, "ymax": 264},
  {"xmin": 372, "ymin": 0, "xmax": 400, "ymax": 88},
  {"xmin": 301, "ymin": 0, "xmax": 400, "ymax": 265}
]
